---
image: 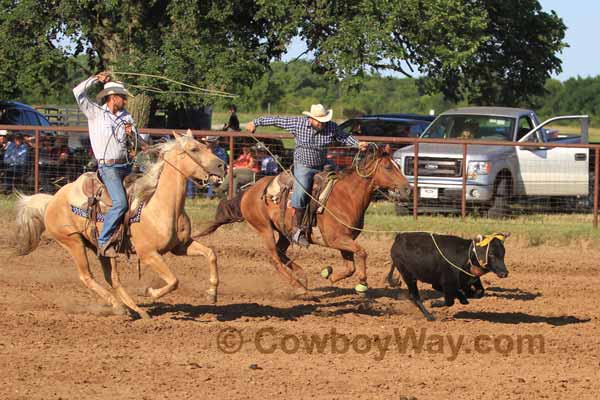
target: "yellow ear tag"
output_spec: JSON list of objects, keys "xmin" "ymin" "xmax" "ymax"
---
[{"xmin": 476, "ymin": 233, "xmax": 506, "ymax": 247}]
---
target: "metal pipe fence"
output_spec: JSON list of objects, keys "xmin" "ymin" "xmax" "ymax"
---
[{"xmin": 1, "ymin": 124, "xmax": 598, "ymax": 227}]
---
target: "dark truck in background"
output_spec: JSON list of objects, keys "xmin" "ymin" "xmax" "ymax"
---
[
  {"xmin": 328, "ymin": 113, "xmax": 435, "ymax": 168},
  {"xmin": 392, "ymin": 107, "xmax": 591, "ymax": 217}
]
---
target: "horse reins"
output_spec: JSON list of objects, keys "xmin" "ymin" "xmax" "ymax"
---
[{"xmin": 249, "ymin": 135, "xmax": 420, "ymax": 234}]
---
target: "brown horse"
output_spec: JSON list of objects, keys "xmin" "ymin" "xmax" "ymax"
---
[
  {"xmin": 197, "ymin": 148, "xmax": 411, "ymax": 295},
  {"xmin": 15, "ymin": 130, "xmax": 225, "ymax": 319}
]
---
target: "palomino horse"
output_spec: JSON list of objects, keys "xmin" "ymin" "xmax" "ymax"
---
[
  {"xmin": 197, "ymin": 147, "xmax": 411, "ymax": 295},
  {"xmin": 15, "ymin": 130, "xmax": 225, "ymax": 319}
]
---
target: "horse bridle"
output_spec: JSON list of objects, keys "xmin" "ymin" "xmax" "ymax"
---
[{"xmin": 160, "ymin": 145, "xmax": 216, "ymax": 187}]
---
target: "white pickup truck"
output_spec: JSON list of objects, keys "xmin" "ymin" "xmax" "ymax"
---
[{"xmin": 392, "ymin": 107, "xmax": 591, "ymax": 217}]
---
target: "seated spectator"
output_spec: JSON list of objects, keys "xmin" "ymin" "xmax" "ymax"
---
[
  {"xmin": 187, "ymin": 135, "xmax": 231, "ymax": 198},
  {"xmin": 206, "ymin": 136, "xmax": 228, "ymax": 164},
  {"xmin": 3, "ymin": 134, "xmax": 29, "ymax": 193},
  {"xmin": 233, "ymin": 145, "xmax": 259, "ymax": 173},
  {"xmin": 39, "ymin": 136, "xmax": 57, "ymax": 164},
  {"xmin": 53, "ymin": 135, "xmax": 73, "ymax": 182},
  {"xmin": 0, "ymin": 131, "xmax": 8, "ymax": 161},
  {"xmin": 214, "ymin": 145, "xmax": 260, "ymax": 196},
  {"xmin": 351, "ymin": 121, "xmax": 362, "ymax": 135},
  {"xmin": 458, "ymin": 122, "xmax": 479, "ymax": 140},
  {"xmin": 38, "ymin": 136, "xmax": 57, "ymax": 192},
  {"xmin": 257, "ymin": 144, "xmax": 278, "ymax": 176},
  {"xmin": 398, "ymin": 125, "xmax": 411, "ymax": 138},
  {"xmin": 214, "ymin": 168, "xmax": 255, "ymax": 197}
]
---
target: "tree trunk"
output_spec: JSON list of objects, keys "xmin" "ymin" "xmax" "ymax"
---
[{"xmin": 128, "ymin": 93, "xmax": 153, "ymax": 128}]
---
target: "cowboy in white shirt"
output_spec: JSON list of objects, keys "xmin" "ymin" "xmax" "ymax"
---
[{"xmin": 73, "ymin": 72, "xmax": 149, "ymax": 257}]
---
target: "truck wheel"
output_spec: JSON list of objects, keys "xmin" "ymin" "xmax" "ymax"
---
[{"xmin": 487, "ymin": 179, "xmax": 511, "ymax": 219}]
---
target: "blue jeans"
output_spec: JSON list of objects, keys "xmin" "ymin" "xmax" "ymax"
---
[
  {"xmin": 187, "ymin": 180, "xmax": 195, "ymax": 198},
  {"xmin": 291, "ymin": 163, "xmax": 319, "ymax": 209},
  {"xmin": 98, "ymin": 163, "xmax": 131, "ymax": 247}
]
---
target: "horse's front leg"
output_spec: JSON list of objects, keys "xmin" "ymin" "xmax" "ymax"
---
[
  {"xmin": 325, "ymin": 237, "xmax": 369, "ymax": 293},
  {"xmin": 324, "ymin": 250, "xmax": 355, "ymax": 283},
  {"xmin": 171, "ymin": 240, "xmax": 219, "ymax": 304},
  {"xmin": 139, "ymin": 250, "xmax": 179, "ymax": 300}
]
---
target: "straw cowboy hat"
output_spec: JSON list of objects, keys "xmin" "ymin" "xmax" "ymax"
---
[
  {"xmin": 205, "ymin": 135, "xmax": 220, "ymax": 143},
  {"xmin": 96, "ymin": 81, "xmax": 132, "ymax": 102},
  {"xmin": 302, "ymin": 104, "xmax": 333, "ymax": 123}
]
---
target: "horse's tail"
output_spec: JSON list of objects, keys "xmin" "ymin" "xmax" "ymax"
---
[
  {"xmin": 194, "ymin": 192, "xmax": 246, "ymax": 238},
  {"xmin": 15, "ymin": 191, "xmax": 53, "ymax": 255}
]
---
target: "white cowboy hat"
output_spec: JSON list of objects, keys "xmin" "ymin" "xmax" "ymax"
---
[
  {"xmin": 302, "ymin": 104, "xmax": 333, "ymax": 123},
  {"xmin": 205, "ymin": 135, "xmax": 220, "ymax": 142},
  {"xmin": 96, "ymin": 81, "xmax": 132, "ymax": 102}
]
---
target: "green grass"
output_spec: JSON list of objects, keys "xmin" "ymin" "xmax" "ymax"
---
[
  {"xmin": 545, "ymin": 124, "xmax": 600, "ymax": 142},
  {"xmin": 5, "ymin": 194, "xmax": 599, "ymax": 247}
]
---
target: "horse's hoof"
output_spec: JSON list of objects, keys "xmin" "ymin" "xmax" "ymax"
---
[
  {"xmin": 112, "ymin": 305, "xmax": 128, "ymax": 316},
  {"xmin": 144, "ymin": 287, "xmax": 156, "ymax": 298},
  {"xmin": 137, "ymin": 310, "xmax": 152, "ymax": 320},
  {"xmin": 206, "ymin": 291, "xmax": 217, "ymax": 305},
  {"xmin": 321, "ymin": 266, "xmax": 333, "ymax": 279},
  {"xmin": 355, "ymin": 283, "xmax": 369, "ymax": 294}
]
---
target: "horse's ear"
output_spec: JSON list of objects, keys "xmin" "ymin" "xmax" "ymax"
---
[
  {"xmin": 186, "ymin": 129, "xmax": 194, "ymax": 138},
  {"xmin": 172, "ymin": 130, "xmax": 183, "ymax": 139},
  {"xmin": 382, "ymin": 144, "xmax": 391, "ymax": 156}
]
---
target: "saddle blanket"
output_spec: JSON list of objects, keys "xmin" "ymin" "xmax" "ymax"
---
[{"xmin": 70, "ymin": 203, "xmax": 143, "ymax": 223}]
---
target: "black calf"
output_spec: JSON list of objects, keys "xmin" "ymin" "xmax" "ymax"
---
[{"xmin": 388, "ymin": 232, "xmax": 509, "ymax": 321}]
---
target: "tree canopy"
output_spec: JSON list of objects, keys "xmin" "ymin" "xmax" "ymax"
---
[{"xmin": 0, "ymin": 0, "xmax": 566, "ymax": 107}]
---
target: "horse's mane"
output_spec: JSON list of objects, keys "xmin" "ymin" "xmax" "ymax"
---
[{"xmin": 131, "ymin": 139, "xmax": 187, "ymax": 204}]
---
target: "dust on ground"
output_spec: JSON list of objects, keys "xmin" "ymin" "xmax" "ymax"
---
[{"xmin": 0, "ymin": 224, "xmax": 598, "ymax": 399}]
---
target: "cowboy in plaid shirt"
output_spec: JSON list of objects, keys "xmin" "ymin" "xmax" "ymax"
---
[{"xmin": 247, "ymin": 104, "xmax": 367, "ymax": 246}]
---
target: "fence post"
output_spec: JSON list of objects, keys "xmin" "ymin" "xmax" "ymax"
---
[
  {"xmin": 594, "ymin": 148, "xmax": 599, "ymax": 228},
  {"xmin": 413, "ymin": 143, "xmax": 419, "ymax": 220},
  {"xmin": 228, "ymin": 135, "xmax": 234, "ymax": 200},
  {"xmin": 34, "ymin": 128, "xmax": 40, "ymax": 193},
  {"xmin": 461, "ymin": 143, "xmax": 467, "ymax": 219}
]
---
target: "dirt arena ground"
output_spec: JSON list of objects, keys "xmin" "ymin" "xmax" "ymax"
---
[{"xmin": 0, "ymin": 223, "xmax": 599, "ymax": 400}]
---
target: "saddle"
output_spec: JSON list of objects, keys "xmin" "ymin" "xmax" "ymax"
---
[
  {"xmin": 263, "ymin": 170, "xmax": 338, "ymax": 239},
  {"xmin": 69, "ymin": 172, "xmax": 143, "ymax": 252}
]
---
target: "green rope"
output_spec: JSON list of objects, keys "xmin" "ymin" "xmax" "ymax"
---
[{"xmin": 429, "ymin": 233, "xmax": 476, "ymax": 277}]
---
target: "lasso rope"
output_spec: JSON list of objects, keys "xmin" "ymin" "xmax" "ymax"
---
[{"xmin": 111, "ymin": 71, "xmax": 238, "ymax": 98}]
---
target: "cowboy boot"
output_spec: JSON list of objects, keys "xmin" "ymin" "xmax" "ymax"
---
[
  {"xmin": 292, "ymin": 207, "xmax": 310, "ymax": 247},
  {"xmin": 98, "ymin": 242, "xmax": 118, "ymax": 258}
]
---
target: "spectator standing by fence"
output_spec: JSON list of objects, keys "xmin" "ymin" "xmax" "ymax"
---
[{"xmin": 222, "ymin": 105, "xmax": 240, "ymax": 131}]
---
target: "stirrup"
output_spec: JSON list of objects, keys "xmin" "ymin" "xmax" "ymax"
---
[
  {"xmin": 292, "ymin": 228, "xmax": 310, "ymax": 247},
  {"xmin": 98, "ymin": 243, "xmax": 118, "ymax": 258}
]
